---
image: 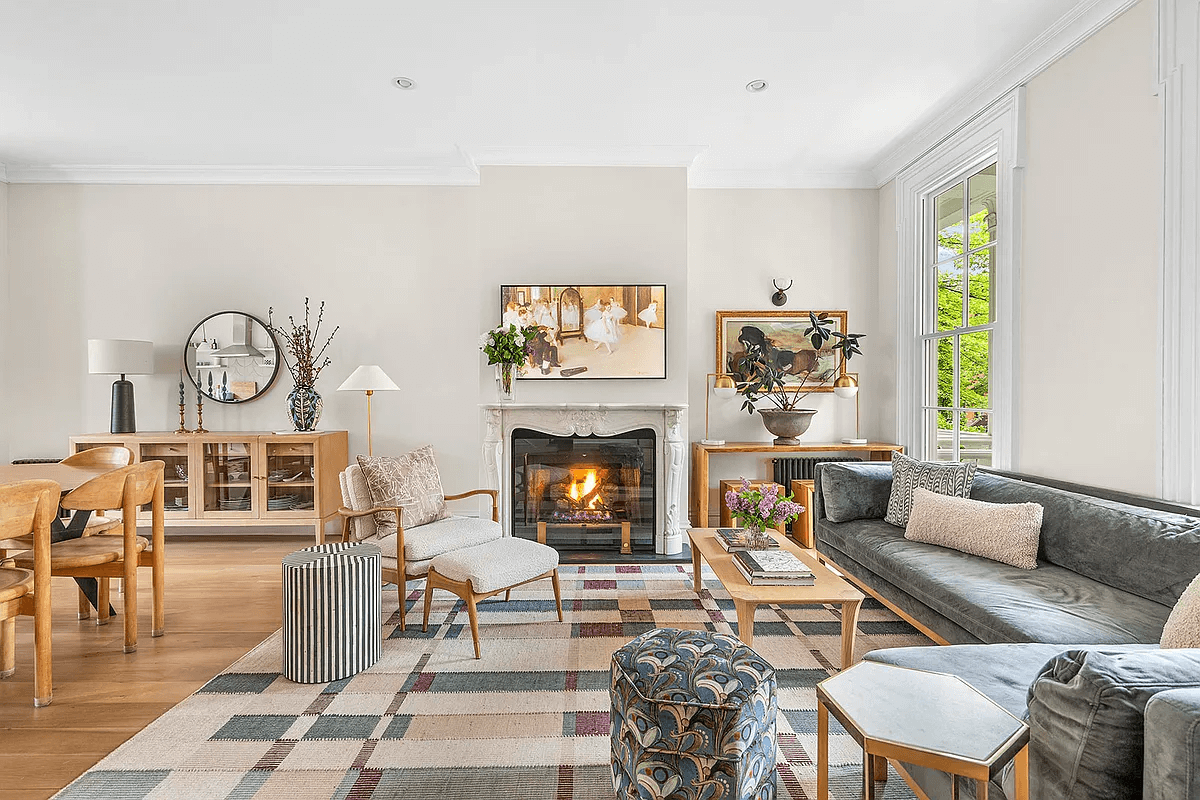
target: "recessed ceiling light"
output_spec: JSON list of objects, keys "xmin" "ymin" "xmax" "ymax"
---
[
  {"xmin": 746, "ymin": 80, "xmax": 768, "ymax": 93},
  {"xmin": 393, "ymin": 77, "xmax": 416, "ymax": 90}
]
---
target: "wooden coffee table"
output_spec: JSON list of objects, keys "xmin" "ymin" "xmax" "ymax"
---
[{"xmin": 687, "ymin": 528, "xmax": 864, "ymax": 669}]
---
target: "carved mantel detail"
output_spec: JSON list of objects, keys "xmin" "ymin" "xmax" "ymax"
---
[{"xmin": 481, "ymin": 403, "xmax": 688, "ymax": 556}]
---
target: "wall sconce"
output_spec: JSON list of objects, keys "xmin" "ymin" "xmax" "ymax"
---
[
  {"xmin": 771, "ymin": 278, "xmax": 792, "ymax": 307},
  {"xmin": 833, "ymin": 372, "xmax": 867, "ymax": 444},
  {"xmin": 702, "ymin": 373, "xmax": 738, "ymax": 445}
]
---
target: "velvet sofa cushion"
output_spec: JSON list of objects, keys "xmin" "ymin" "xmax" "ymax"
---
[
  {"xmin": 818, "ymin": 518, "xmax": 1171, "ymax": 644},
  {"xmin": 1143, "ymin": 687, "xmax": 1200, "ymax": 799},
  {"xmin": 1028, "ymin": 648, "xmax": 1200, "ymax": 800},
  {"xmin": 818, "ymin": 462, "xmax": 893, "ymax": 523},
  {"xmin": 969, "ymin": 472, "xmax": 1200, "ymax": 607}
]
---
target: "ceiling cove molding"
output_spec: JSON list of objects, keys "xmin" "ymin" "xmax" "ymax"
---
[
  {"xmin": 2, "ymin": 164, "xmax": 482, "ymax": 185},
  {"xmin": 688, "ymin": 169, "xmax": 876, "ymax": 189},
  {"xmin": 871, "ymin": 0, "xmax": 1139, "ymax": 187},
  {"xmin": 468, "ymin": 145, "xmax": 708, "ymax": 169}
]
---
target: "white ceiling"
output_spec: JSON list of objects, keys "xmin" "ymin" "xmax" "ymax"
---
[{"xmin": 0, "ymin": 0, "xmax": 1086, "ymax": 186}]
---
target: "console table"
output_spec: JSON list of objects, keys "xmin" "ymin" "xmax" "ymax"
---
[
  {"xmin": 691, "ymin": 441, "xmax": 903, "ymax": 538},
  {"xmin": 69, "ymin": 431, "xmax": 349, "ymax": 543}
]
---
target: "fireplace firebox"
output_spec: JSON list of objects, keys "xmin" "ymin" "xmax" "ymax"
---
[{"xmin": 511, "ymin": 427, "xmax": 656, "ymax": 554}]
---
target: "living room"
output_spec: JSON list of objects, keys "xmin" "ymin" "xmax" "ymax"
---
[{"xmin": 1, "ymin": 1, "xmax": 1198, "ymax": 799}]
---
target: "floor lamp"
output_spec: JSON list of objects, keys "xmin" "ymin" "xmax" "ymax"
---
[
  {"xmin": 337, "ymin": 365, "xmax": 400, "ymax": 456},
  {"xmin": 833, "ymin": 373, "xmax": 867, "ymax": 445},
  {"xmin": 701, "ymin": 373, "xmax": 738, "ymax": 445}
]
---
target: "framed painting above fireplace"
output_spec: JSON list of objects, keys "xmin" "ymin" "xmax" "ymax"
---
[{"xmin": 500, "ymin": 285, "xmax": 667, "ymax": 380}]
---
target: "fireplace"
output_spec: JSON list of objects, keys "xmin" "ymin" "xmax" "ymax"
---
[
  {"xmin": 482, "ymin": 404, "xmax": 687, "ymax": 555},
  {"xmin": 511, "ymin": 428, "xmax": 656, "ymax": 554}
]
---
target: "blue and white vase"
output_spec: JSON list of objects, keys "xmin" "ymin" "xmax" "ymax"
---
[{"xmin": 288, "ymin": 384, "xmax": 322, "ymax": 432}]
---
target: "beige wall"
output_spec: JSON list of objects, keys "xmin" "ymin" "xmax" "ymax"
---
[
  {"xmin": 5, "ymin": 184, "xmax": 482, "ymax": 480},
  {"xmin": 0, "ymin": 181, "xmax": 7, "ymax": 464},
  {"xmin": 686, "ymin": 189, "xmax": 880, "ymax": 522},
  {"xmin": 874, "ymin": 180, "xmax": 899, "ymax": 444},
  {"xmin": 1019, "ymin": 0, "xmax": 1160, "ymax": 493}
]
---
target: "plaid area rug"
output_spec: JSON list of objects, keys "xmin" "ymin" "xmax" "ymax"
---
[{"xmin": 53, "ymin": 564, "xmax": 930, "ymax": 800}]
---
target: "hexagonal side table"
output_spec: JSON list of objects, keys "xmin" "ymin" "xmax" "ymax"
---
[{"xmin": 815, "ymin": 661, "xmax": 1029, "ymax": 800}]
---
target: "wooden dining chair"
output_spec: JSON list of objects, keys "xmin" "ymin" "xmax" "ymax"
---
[
  {"xmin": 61, "ymin": 446, "xmax": 134, "ymax": 620},
  {"xmin": 0, "ymin": 479, "xmax": 57, "ymax": 707},
  {"xmin": 15, "ymin": 461, "xmax": 165, "ymax": 653}
]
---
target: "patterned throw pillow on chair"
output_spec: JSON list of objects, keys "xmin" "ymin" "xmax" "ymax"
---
[
  {"xmin": 356, "ymin": 446, "xmax": 450, "ymax": 537},
  {"xmin": 884, "ymin": 450, "xmax": 977, "ymax": 527}
]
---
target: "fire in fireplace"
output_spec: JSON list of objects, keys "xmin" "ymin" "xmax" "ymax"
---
[{"xmin": 511, "ymin": 428, "xmax": 656, "ymax": 555}]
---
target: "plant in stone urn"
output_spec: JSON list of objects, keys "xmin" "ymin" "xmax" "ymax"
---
[
  {"xmin": 724, "ymin": 478, "xmax": 804, "ymax": 548},
  {"xmin": 732, "ymin": 311, "xmax": 864, "ymax": 445},
  {"xmin": 480, "ymin": 323, "xmax": 537, "ymax": 402},
  {"xmin": 268, "ymin": 299, "xmax": 339, "ymax": 432}
]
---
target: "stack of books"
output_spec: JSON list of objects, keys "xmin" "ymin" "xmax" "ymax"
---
[
  {"xmin": 714, "ymin": 528, "xmax": 780, "ymax": 552},
  {"xmin": 732, "ymin": 549, "xmax": 815, "ymax": 586}
]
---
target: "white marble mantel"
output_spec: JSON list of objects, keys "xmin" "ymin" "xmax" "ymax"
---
[{"xmin": 481, "ymin": 403, "xmax": 688, "ymax": 555}]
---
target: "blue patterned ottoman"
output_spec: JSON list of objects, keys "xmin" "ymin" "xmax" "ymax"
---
[{"xmin": 610, "ymin": 628, "xmax": 778, "ymax": 800}]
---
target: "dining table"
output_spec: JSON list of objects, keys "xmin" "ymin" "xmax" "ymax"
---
[{"xmin": 0, "ymin": 461, "xmax": 123, "ymax": 613}]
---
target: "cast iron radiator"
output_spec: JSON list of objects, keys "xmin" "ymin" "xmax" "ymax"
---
[{"xmin": 772, "ymin": 456, "xmax": 863, "ymax": 485}]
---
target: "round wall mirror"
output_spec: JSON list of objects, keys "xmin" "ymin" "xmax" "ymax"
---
[{"xmin": 184, "ymin": 311, "xmax": 280, "ymax": 404}]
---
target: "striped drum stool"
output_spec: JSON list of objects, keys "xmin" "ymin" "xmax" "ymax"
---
[{"xmin": 282, "ymin": 541, "xmax": 382, "ymax": 683}]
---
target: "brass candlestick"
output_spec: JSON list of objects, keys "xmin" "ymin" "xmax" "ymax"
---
[
  {"xmin": 175, "ymin": 403, "xmax": 191, "ymax": 435},
  {"xmin": 194, "ymin": 392, "xmax": 208, "ymax": 434}
]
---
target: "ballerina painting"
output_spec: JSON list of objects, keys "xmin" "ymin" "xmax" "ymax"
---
[{"xmin": 499, "ymin": 284, "xmax": 666, "ymax": 379}]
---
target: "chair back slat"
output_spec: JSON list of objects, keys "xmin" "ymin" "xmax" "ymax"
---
[
  {"xmin": 61, "ymin": 446, "xmax": 134, "ymax": 469},
  {"xmin": 62, "ymin": 461, "xmax": 163, "ymax": 511},
  {"xmin": 0, "ymin": 480, "xmax": 59, "ymax": 540}
]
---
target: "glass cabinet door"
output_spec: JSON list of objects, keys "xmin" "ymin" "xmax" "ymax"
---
[
  {"xmin": 139, "ymin": 441, "xmax": 193, "ymax": 518},
  {"xmin": 260, "ymin": 441, "xmax": 316, "ymax": 517},
  {"xmin": 202, "ymin": 440, "xmax": 255, "ymax": 517}
]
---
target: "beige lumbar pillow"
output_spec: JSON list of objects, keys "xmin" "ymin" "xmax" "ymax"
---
[
  {"xmin": 356, "ymin": 445, "xmax": 449, "ymax": 537},
  {"xmin": 1161, "ymin": 572, "xmax": 1200, "ymax": 648},
  {"xmin": 904, "ymin": 487, "xmax": 1043, "ymax": 570}
]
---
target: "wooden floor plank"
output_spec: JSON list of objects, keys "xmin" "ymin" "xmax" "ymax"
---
[{"xmin": 0, "ymin": 534, "xmax": 307, "ymax": 799}]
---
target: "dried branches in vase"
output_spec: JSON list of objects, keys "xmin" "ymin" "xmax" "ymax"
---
[{"xmin": 268, "ymin": 299, "xmax": 339, "ymax": 432}]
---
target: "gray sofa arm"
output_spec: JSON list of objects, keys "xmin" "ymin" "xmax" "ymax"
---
[
  {"xmin": 1144, "ymin": 687, "xmax": 1200, "ymax": 799},
  {"xmin": 813, "ymin": 462, "xmax": 893, "ymax": 524},
  {"xmin": 1028, "ymin": 648, "xmax": 1200, "ymax": 799}
]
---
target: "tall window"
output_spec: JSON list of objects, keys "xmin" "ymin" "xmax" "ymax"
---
[{"xmin": 922, "ymin": 162, "xmax": 996, "ymax": 465}]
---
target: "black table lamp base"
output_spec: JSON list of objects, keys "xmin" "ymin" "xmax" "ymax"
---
[{"xmin": 110, "ymin": 377, "xmax": 136, "ymax": 434}]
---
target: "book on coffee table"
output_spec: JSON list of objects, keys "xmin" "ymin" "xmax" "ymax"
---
[
  {"xmin": 715, "ymin": 528, "xmax": 780, "ymax": 552},
  {"xmin": 731, "ymin": 549, "xmax": 815, "ymax": 585}
]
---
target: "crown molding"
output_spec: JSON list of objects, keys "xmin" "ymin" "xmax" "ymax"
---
[
  {"xmin": 871, "ymin": 0, "xmax": 1140, "ymax": 187},
  {"xmin": 467, "ymin": 145, "xmax": 707, "ymax": 168},
  {"xmin": 2, "ymin": 164, "xmax": 482, "ymax": 185},
  {"xmin": 688, "ymin": 168, "xmax": 876, "ymax": 189}
]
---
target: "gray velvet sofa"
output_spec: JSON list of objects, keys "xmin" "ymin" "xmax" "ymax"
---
[{"xmin": 812, "ymin": 463, "xmax": 1200, "ymax": 799}]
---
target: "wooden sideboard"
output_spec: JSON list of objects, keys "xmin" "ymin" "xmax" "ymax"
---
[
  {"xmin": 69, "ymin": 431, "xmax": 349, "ymax": 543},
  {"xmin": 692, "ymin": 441, "xmax": 904, "ymax": 544}
]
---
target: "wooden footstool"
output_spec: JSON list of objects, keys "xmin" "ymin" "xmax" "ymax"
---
[{"xmin": 422, "ymin": 537, "xmax": 563, "ymax": 658}]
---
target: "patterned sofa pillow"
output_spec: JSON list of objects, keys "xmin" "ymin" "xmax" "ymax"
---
[
  {"xmin": 884, "ymin": 450, "xmax": 977, "ymax": 527},
  {"xmin": 357, "ymin": 446, "xmax": 449, "ymax": 537}
]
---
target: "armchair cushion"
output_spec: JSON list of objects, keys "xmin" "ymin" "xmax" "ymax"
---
[
  {"xmin": 357, "ymin": 446, "xmax": 450, "ymax": 537},
  {"xmin": 340, "ymin": 465, "xmax": 378, "ymax": 541},
  {"xmin": 402, "ymin": 515, "xmax": 502, "ymax": 562}
]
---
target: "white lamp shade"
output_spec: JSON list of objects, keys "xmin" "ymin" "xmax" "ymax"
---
[
  {"xmin": 713, "ymin": 385, "xmax": 737, "ymax": 399},
  {"xmin": 833, "ymin": 385, "xmax": 859, "ymax": 399},
  {"xmin": 337, "ymin": 365, "xmax": 400, "ymax": 392},
  {"xmin": 88, "ymin": 339, "xmax": 154, "ymax": 375}
]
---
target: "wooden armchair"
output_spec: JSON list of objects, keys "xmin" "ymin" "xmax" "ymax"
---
[
  {"xmin": 338, "ymin": 465, "xmax": 501, "ymax": 630},
  {"xmin": 61, "ymin": 446, "xmax": 134, "ymax": 619},
  {"xmin": 0, "ymin": 479, "xmax": 57, "ymax": 706},
  {"xmin": 15, "ymin": 461, "xmax": 165, "ymax": 653}
]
